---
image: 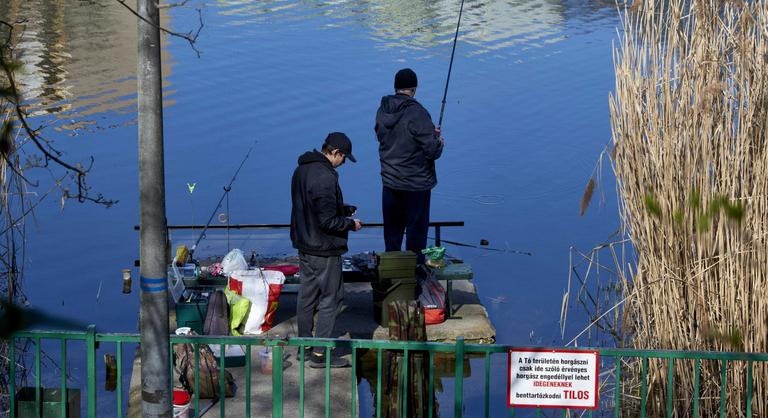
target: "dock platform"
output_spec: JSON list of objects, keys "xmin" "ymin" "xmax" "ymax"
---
[{"xmin": 127, "ymin": 280, "xmax": 494, "ymax": 417}]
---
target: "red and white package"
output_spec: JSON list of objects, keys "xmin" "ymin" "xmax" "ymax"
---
[{"xmin": 228, "ymin": 269, "xmax": 285, "ymax": 334}]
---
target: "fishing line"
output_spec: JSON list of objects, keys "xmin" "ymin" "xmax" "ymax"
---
[
  {"xmin": 432, "ymin": 191, "xmax": 506, "ymax": 205},
  {"xmin": 438, "ymin": 0, "xmax": 466, "ymax": 127},
  {"xmin": 190, "ymin": 139, "xmax": 257, "ymax": 256}
]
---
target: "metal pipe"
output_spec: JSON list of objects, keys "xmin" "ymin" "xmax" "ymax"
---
[{"xmin": 135, "ymin": 220, "xmax": 465, "ymax": 230}]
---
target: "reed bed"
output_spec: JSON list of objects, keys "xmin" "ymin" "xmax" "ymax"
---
[{"xmin": 609, "ymin": 0, "xmax": 768, "ymax": 415}]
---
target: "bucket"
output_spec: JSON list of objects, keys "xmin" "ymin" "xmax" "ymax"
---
[
  {"xmin": 259, "ymin": 348, "xmax": 273, "ymax": 374},
  {"xmin": 172, "ymin": 389, "xmax": 190, "ymax": 418}
]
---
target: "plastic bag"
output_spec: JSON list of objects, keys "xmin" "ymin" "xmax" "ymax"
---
[
  {"xmin": 422, "ymin": 246, "xmax": 446, "ymax": 269},
  {"xmin": 418, "ymin": 269, "xmax": 446, "ymax": 325},
  {"xmin": 175, "ymin": 245, "xmax": 191, "ymax": 266},
  {"xmin": 221, "ymin": 249, "xmax": 248, "ymax": 276},
  {"xmin": 224, "ymin": 289, "xmax": 252, "ymax": 336},
  {"xmin": 228, "ymin": 269, "xmax": 285, "ymax": 334}
]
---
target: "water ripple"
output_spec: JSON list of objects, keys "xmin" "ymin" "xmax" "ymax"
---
[
  {"xmin": 211, "ymin": 0, "xmax": 603, "ymax": 56},
  {"xmin": 2, "ymin": 0, "xmax": 616, "ymax": 128}
]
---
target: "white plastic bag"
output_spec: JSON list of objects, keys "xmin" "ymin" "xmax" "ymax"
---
[
  {"xmin": 228, "ymin": 269, "xmax": 285, "ymax": 334},
  {"xmin": 221, "ymin": 249, "xmax": 248, "ymax": 276}
]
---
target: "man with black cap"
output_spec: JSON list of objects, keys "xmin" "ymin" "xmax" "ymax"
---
[
  {"xmin": 290, "ymin": 132, "xmax": 362, "ymax": 368},
  {"xmin": 375, "ymin": 68, "xmax": 444, "ymax": 261}
]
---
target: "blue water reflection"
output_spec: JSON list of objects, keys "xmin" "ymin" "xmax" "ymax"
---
[
  {"xmin": 4, "ymin": 0, "xmax": 622, "ymax": 413},
  {"xmin": 3, "ymin": 0, "xmax": 622, "ymax": 339}
]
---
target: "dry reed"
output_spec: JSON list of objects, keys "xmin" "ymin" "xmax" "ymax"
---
[
  {"xmin": 610, "ymin": 0, "xmax": 768, "ymax": 415},
  {"xmin": 580, "ymin": 177, "xmax": 596, "ymax": 216}
]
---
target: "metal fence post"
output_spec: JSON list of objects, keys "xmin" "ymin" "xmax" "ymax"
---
[
  {"xmin": 273, "ymin": 344, "xmax": 284, "ymax": 418},
  {"xmin": 86, "ymin": 325, "xmax": 97, "ymax": 418},
  {"xmin": 455, "ymin": 337, "xmax": 465, "ymax": 418},
  {"xmin": 9, "ymin": 336, "xmax": 15, "ymax": 418}
]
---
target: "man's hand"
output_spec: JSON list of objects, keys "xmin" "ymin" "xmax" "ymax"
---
[
  {"xmin": 435, "ymin": 126, "xmax": 445, "ymax": 147},
  {"xmin": 353, "ymin": 219, "xmax": 363, "ymax": 231}
]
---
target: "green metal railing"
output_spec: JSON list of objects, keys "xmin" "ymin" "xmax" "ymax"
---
[{"xmin": 7, "ymin": 328, "xmax": 768, "ymax": 417}]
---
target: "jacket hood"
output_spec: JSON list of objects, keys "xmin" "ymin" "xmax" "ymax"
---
[
  {"xmin": 298, "ymin": 150, "xmax": 332, "ymax": 167},
  {"xmin": 378, "ymin": 94, "xmax": 415, "ymax": 129}
]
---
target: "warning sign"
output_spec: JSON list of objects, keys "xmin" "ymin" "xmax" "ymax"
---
[{"xmin": 507, "ymin": 349, "xmax": 599, "ymax": 409}]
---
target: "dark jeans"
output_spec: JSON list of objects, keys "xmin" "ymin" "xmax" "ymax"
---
[
  {"xmin": 382, "ymin": 186, "xmax": 431, "ymax": 262},
  {"xmin": 297, "ymin": 252, "xmax": 343, "ymax": 341}
]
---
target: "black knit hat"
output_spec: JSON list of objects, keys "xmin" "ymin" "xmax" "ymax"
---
[
  {"xmin": 324, "ymin": 132, "xmax": 356, "ymax": 163},
  {"xmin": 394, "ymin": 68, "xmax": 418, "ymax": 90}
]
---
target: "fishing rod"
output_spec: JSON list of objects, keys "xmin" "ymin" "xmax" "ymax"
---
[
  {"xmin": 438, "ymin": 0, "xmax": 466, "ymax": 128},
  {"xmin": 429, "ymin": 236, "xmax": 533, "ymax": 256},
  {"xmin": 190, "ymin": 140, "xmax": 256, "ymax": 257}
]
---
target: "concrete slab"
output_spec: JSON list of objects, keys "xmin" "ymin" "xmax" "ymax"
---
[
  {"xmin": 127, "ymin": 344, "xmax": 356, "ymax": 418},
  {"xmin": 197, "ymin": 347, "xmax": 356, "ymax": 418},
  {"xmin": 266, "ymin": 281, "xmax": 496, "ymax": 344}
]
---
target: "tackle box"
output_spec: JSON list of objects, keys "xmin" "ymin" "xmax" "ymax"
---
[
  {"xmin": 174, "ymin": 294, "xmax": 209, "ymax": 335},
  {"xmin": 377, "ymin": 251, "xmax": 418, "ymax": 280}
]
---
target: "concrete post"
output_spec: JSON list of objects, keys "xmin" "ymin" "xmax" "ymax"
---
[{"xmin": 137, "ymin": 0, "xmax": 171, "ymax": 416}]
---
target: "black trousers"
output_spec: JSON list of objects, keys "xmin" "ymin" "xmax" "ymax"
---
[
  {"xmin": 382, "ymin": 186, "xmax": 431, "ymax": 261},
  {"xmin": 297, "ymin": 252, "xmax": 343, "ymax": 340}
]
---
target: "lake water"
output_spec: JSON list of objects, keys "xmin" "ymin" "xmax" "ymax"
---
[{"xmin": 3, "ymin": 0, "xmax": 622, "ymax": 414}]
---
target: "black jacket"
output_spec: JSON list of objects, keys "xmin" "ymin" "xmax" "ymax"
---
[
  {"xmin": 290, "ymin": 150, "xmax": 355, "ymax": 256},
  {"xmin": 375, "ymin": 94, "xmax": 443, "ymax": 191}
]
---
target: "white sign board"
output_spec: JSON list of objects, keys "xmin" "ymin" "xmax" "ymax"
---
[{"xmin": 507, "ymin": 349, "xmax": 599, "ymax": 409}]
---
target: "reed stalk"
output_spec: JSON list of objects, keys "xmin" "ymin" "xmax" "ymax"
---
[{"xmin": 610, "ymin": 0, "xmax": 768, "ymax": 415}]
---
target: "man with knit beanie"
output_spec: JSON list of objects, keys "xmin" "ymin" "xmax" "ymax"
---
[{"xmin": 374, "ymin": 68, "xmax": 444, "ymax": 261}]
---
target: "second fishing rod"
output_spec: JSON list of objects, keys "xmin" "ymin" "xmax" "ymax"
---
[{"xmin": 190, "ymin": 140, "xmax": 257, "ymax": 257}]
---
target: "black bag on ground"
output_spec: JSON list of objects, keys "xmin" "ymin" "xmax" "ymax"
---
[{"xmin": 203, "ymin": 289, "xmax": 230, "ymax": 336}]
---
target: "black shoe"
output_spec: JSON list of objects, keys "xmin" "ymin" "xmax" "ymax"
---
[
  {"xmin": 309, "ymin": 351, "xmax": 350, "ymax": 368},
  {"xmin": 295, "ymin": 346, "xmax": 312, "ymax": 363}
]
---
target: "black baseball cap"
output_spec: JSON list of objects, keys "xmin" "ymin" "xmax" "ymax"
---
[{"xmin": 324, "ymin": 132, "xmax": 356, "ymax": 163}]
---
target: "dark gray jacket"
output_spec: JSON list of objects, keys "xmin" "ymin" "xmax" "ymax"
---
[
  {"xmin": 375, "ymin": 94, "xmax": 443, "ymax": 191},
  {"xmin": 290, "ymin": 150, "xmax": 355, "ymax": 256}
]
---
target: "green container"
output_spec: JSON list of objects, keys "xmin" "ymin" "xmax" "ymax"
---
[
  {"xmin": 182, "ymin": 276, "xmax": 228, "ymax": 289},
  {"xmin": 372, "ymin": 278, "xmax": 417, "ymax": 326},
  {"xmin": 377, "ymin": 251, "xmax": 417, "ymax": 280},
  {"xmin": 16, "ymin": 388, "xmax": 80, "ymax": 418},
  {"xmin": 175, "ymin": 297, "xmax": 208, "ymax": 334}
]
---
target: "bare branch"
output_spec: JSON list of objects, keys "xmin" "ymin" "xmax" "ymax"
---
[
  {"xmin": 1, "ymin": 154, "xmax": 38, "ymax": 188},
  {"xmin": 160, "ymin": 0, "xmax": 191, "ymax": 9},
  {"xmin": 114, "ymin": 0, "xmax": 204, "ymax": 57},
  {"xmin": 0, "ymin": 179, "xmax": 61, "ymax": 237},
  {"xmin": 0, "ymin": 23, "xmax": 117, "ymax": 207}
]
